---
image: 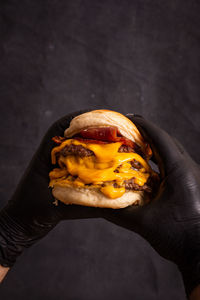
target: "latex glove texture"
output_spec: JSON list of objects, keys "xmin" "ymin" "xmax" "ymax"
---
[
  {"xmin": 104, "ymin": 115, "xmax": 200, "ymax": 297},
  {"xmin": 0, "ymin": 109, "xmax": 101, "ymax": 267}
]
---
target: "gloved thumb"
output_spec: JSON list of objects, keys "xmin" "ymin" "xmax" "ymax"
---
[{"xmin": 127, "ymin": 115, "xmax": 184, "ymax": 177}]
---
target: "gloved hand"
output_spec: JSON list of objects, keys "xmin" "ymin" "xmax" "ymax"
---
[
  {"xmin": 0, "ymin": 109, "xmax": 102, "ymax": 268},
  {"xmin": 104, "ymin": 115, "xmax": 200, "ymax": 297}
]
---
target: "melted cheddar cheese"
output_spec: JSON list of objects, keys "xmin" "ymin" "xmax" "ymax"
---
[{"xmin": 49, "ymin": 139, "xmax": 152, "ymax": 199}]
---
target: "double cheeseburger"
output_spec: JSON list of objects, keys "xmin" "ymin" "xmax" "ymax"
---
[{"xmin": 49, "ymin": 109, "xmax": 159, "ymax": 209}]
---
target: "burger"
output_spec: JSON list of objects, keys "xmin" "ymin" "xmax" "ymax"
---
[{"xmin": 49, "ymin": 109, "xmax": 159, "ymax": 209}]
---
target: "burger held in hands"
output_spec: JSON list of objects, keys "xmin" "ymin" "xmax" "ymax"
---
[{"xmin": 49, "ymin": 110, "xmax": 160, "ymax": 209}]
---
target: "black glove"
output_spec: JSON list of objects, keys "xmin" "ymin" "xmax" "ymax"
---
[
  {"xmin": 104, "ymin": 115, "xmax": 200, "ymax": 297},
  {"xmin": 0, "ymin": 109, "xmax": 102, "ymax": 268}
]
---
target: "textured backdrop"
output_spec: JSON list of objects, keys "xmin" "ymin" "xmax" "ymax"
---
[{"xmin": 0, "ymin": 1, "xmax": 200, "ymax": 299}]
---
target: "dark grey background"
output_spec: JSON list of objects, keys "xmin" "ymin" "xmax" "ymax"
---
[{"xmin": 0, "ymin": 0, "xmax": 200, "ymax": 299}]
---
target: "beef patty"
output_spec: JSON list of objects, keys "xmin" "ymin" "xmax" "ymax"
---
[
  {"xmin": 123, "ymin": 178, "xmax": 152, "ymax": 193},
  {"xmin": 56, "ymin": 142, "xmax": 159, "ymax": 194},
  {"xmin": 60, "ymin": 143, "xmax": 137, "ymax": 158},
  {"xmin": 60, "ymin": 144, "xmax": 94, "ymax": 157}
]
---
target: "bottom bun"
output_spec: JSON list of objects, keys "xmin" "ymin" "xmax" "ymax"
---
[{"xmin": 52, "ymin": 186, "xmax": 144, "ymax": 209}]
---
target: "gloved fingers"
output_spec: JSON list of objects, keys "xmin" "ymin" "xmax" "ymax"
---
[
  {"xmin": 35, "ymin": 109, "xmax": 92, "ymax": 170},
  {"xmin": 172, "ymin": 137, "xmax": 186, "ymax": 154},
  {"xmin": 102, "ymin": 204, "xmax": 148, "ymax": 236},
  {"xmin": 127, "ymin": 115, "xmax": 185, "ymax": 176},
  {"xmin": 102, "ymin": 193, "xmax": 171, "ymax": 251},
  {"xmin": 55, "ymin": 202, "xmax": 106, "ymax": 220},
  {"xmin": 172, "ymin": 137, "xmax": 196, "ymax": 164}
]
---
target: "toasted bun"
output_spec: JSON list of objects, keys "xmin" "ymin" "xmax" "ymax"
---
[
  {"xmin": 52, "ymin": 109, "xmax": 147, "ymax": 209},
  {"xmin": 64, "ymin": 109, "xmax": 146, "ymax": 150},
  {"xmin": 52, "ymin": 185, "xmax": 144, "ymax": 209}
]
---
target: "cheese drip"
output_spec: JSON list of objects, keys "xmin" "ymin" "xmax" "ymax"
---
[{"xmin": 49, "ymin": 139, "xmax": 151, "ymax": 199}]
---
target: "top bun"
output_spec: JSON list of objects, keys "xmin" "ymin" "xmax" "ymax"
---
[{"xmin": 64, "ymin": 109, "xmax": 145, "ymax": 149}]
